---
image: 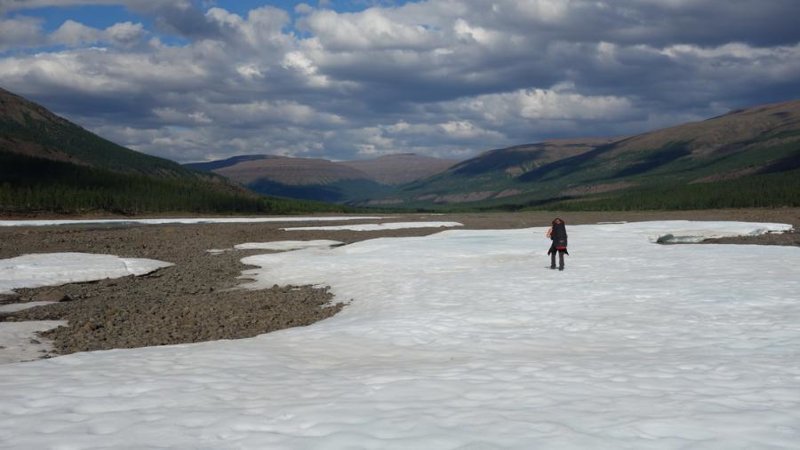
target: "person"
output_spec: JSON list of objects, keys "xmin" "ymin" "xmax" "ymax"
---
[{"xmin": 546, "ymin": 217, "xmax": 568, "ymax": 270}]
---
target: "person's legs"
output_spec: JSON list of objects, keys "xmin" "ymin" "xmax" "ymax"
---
[
  {"xmin": 550, "ymin": 251, "xmax": 556, "ymax": 269},
  {"xmin": 558, "ymin": 250, "xmax": 565, "ymax": 270}
]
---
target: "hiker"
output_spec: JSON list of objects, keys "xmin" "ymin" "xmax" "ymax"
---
[{"xmin": 546, "ymin": 217, "xmax": 568, "ymax": 270}]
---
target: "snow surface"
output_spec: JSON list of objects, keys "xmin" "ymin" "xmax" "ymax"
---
[
  {"xmin": 234, "ymin": 240, "xmax": 344, "ymax": 251},
  {"xmin": 0, "ymin": 253, "xmax": 174, "ymax": 366},
  {"xmin": 0, "ymin": 301, "xmax": 57, "ymax": 313},
  {"xmin": 0, "ymin": 253, "xmax": 173, "ymax": 295},
  {"xmin": 0, "ymin": 320, "xmax": 66, "ymax": 364},
  {"xmin": 647, "ymin": 222, "xmax": 787, "ymax": 244},
  {"xmin": 0, "ymin": 216, "xmax": 383, "ymax": 227},
  {"xmin": 208, "ymin": 240, "xmax": 344, "ymax": 254},
  {"xmin": 283, "ymin": 221, "xmax": 463, "ymax": 231},
  {"xmin": 1, "ymin": 221, "xmax": 799, "ymax": 449}
]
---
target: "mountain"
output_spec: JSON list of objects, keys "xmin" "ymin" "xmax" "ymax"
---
[
  {"xmin": 0, "ymin": 87, "xmax": 343, "ymax": 215},
  {"xmin": 187, "ymin": 153, "xmax": 457, "ymax": 204},
  {"xmin": 6, "ymin": 83, "xmax": 796, "ymax": 213},
  {"xmin": 341, "ymin": 153, "xmax": 459, "ymax": 185},
  {"xmin": 0, "ymin": 88, "xmax": 197, "ymax": 177},
  {"xmin": 183, "ymin": 154, "xmax": 279, "ymax": 172},
  {"xmin": 378, "ymin": 100, "xmax": 800, "ymax": 210},
  {"xmin": 212, "ymin": 156, "xmax": 371, "ymax": 185}
]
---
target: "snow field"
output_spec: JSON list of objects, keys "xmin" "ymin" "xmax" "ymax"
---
[
  {"xmin": 281, "ymin": 221, "xmax": 463, "ymax": 231},
  {"xmin": 0, "ymin": 253, "xmax": 173, "ymax": 295},
  {"xmin": 234, "ymin": 240, "xmax": 344, "ymax": 251},
  {"xmin": 0, "ymin": 216, "xmax": 384, "ymax": 227},
  {"xmin": 0, "ymin": 221, "xmax": 798, "ymax": 449},
  {"xmin": 0, "ymin": 253, "xmax": 173, "ymax": 364}
]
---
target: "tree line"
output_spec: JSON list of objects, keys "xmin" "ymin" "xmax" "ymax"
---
[
  {"xmin": 0, "ymin": 152, "xmax": 347, "ymax": 215},
  {"xmin": 542, "ymin": 170, "xmax": 800, "ymax": 211}
]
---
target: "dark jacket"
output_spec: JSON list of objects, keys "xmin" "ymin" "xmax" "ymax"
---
[{"xmin": 548, "ymin": 222, "xmax": 568, "ymax": 254}]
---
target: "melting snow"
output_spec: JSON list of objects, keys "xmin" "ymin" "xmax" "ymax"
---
[
  {"xmin": 0, "ymin": 301, "xmax": 58, "ymax": 313},
  {"xmin": 0, "ymin": 216, "xmax": 384, "ymax": 227},
  {"xmin": 234, "ymin": 240, "xmax": 344, "ymax": 251},
  {"xmin": 0, "ymin": 221, "xmax": 798, "ymax": 449},
  {"xmin": 0, "ymin": 253, "xmax": 173, "ymax": 295},
  {"xmin": 282, "ymin": 221, "xmax": 463, "ymax": 231},
  {"xmin": 0, "ymin": 253, "xmax": 173, "ymax": 366},
  {"xmin": 0, "ymin": 321, "xmax": 66, "ymax": 364}
]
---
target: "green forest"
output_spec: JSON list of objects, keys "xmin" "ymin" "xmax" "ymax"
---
[
  {"xmin": 0, "ymin": 152, "xmax": 348, "ymax": 215},
  {"xmin": 531, "ymin": 170, "xmax": 800, "ymax": 211}
]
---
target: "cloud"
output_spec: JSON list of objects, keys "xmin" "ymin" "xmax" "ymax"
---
[
  {"xmin": 0, "ymin": 0, "xmax": 180, "ymax": 14},
  {"xmin": 298, "ymin": 8, "xmax": 436, "ymax": 51},
  {"xmin": 0, "ymin": 0, "xmax": 217, "ymax": 40},
  {"xmin": 0, "ymin": 16, "xmax": 44, "ymax": 50},
  {"xmin": 1, "ymin": 0, "xmax": 799, "ymax": 164},
  {"xmin": 205, "ymin": 6, "xmax": 291, "ymax": 49},
  {"xmin": 50, "ymin": 20, "xmax": 102, "ymax": 46},
  {"xmin": 46, "ymin": 20, "xmax": 159, "ymax": 49},
  {"xmin": 106, "ymin": 21, "xmax": 145, "ymax": 46}
]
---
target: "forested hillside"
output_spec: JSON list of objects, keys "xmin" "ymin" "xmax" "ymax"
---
[
  {"xmin": 0, "ymin": 88, "xmax": 346, "ymax": 215},
  {"xmin": 380, "ymin": 100, "xmax": 800, "ymax": 210}
]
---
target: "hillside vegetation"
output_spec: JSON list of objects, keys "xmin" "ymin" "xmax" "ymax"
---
[
  {"xmin": 0, "ymin": 88, "xmax": 346, "ymax": 215},
  {"xmin": 4, "ymin": 84, "xmax": 798, "ymax": 214},
  {"xmin": 379, "ymin": 100, "xmax": 800, "ymax": 210}
]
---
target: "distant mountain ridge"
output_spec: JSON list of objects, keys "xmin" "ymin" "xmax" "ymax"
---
[
  {"xmin": 186, "ymin": 152, "xmax": 459, "ymax": 203},
  {"xmin": 380, "ymin": 99, "xmax": 800, "ymax": 209},
  {"xmin": 4, "ymin": 84, "xmax": 798, "ymax": 213},
  {"xmin": 185, "ymin": 99, "xmax": 800, "ymax": 209},
  {"xmin": 184, "ymin": 154, "xmax": 280, "ymax": 172},
  {"xmin": 341, "ymin": 153, "xmax": 458, "ymax": 185}
]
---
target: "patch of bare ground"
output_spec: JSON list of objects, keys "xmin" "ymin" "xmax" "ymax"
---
[
  {"xmin": 690, "ymin": 166, "xmax": 762, "ymax": 183},
  {"xmin": 1, "ymin": 208, "xmax": 797, "ymax": 358},
  {"xmin": 416, "ymin": 191, "xmax": 497, "ymax": 203},
  {"xmin": 563, "ymin": 181, "xmax": 637, "ymax": 196}
]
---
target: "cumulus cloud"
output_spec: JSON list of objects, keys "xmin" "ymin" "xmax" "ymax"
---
[
  {"xmin": 1, "ymin": 0, "xmax": 799, "ymax": 163},
  {"xmin": 0, "ymin": 0, "xmax": 218, "ymax": 40},
  {"xmin": 47, "ymin": 20, "xmax": 153, "ymax": 49},
  {"xmin": 50, "ymin": 20, "xmax": 102, "ymax": 46},
  {"xmin": 0, "ymin": 0, "xmax": 181, "ymax": 14},
  {"xmin": 106, "ymin": 21, "xmax": 145, "ymax": 46},
  {"xmin": 298, "ymin": 8, "xmax": 436, "ymax": 51},
  {"xmin": 0, "ymin": 16, "xmax": 44, "ymax": 50},
  {"xmin": 205, "ymin": 6, "xmax": 291, "ymax": 50}
]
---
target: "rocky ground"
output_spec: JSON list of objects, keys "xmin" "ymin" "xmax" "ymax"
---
[{"xmin": 1, "ymin": 209, "xmax": 798, "ymax": 360}]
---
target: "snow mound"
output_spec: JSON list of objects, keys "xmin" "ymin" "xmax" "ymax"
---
[
  {"xmin": 630, "ymin": 220, "xmax": 792, "ymax": 244},
  {"xmin": 0, "ymin": 253, "xmax": 173, "ymax": 294}
]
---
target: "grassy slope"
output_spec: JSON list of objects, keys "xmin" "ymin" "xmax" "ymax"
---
[{"xmin": 388, "ymin": 102, "xmax": 800, "ymax": 211}]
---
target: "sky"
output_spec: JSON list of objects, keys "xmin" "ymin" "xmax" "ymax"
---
[
  {"xmin": 1, "ymin": 1, "xmax": 800, "ymax": 163},
  {"xmin": 1, "ymin": 220, "xmax": 799, "ymax": 447}
]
